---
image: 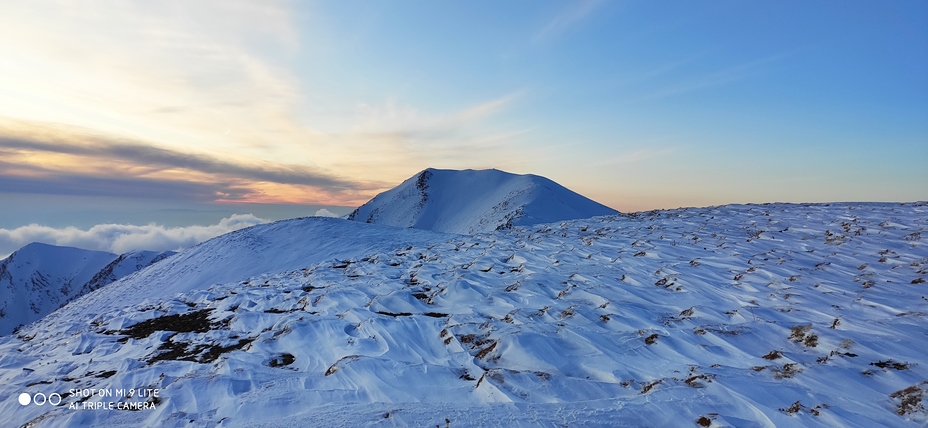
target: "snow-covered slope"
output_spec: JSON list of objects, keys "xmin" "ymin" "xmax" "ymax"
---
[
  {"xmin": 1, "ymin": 202, "xmax": 926, "ymax": 427},
  {"xmin": 80, "ymin": 250, "xmax": 176, "ymax": 294},
  {"xmin": 0, "ymin": 244, "xmax": 175, "ymax": 336},
  {"xmin": 0, "ymin": 243, "xmax": 117, "ymax": 335},
  {"xmin": 33, "ymin": 217, "xmax": 448, "ymax": 330},
  {"xmin": 347, "ymin": 168, "xmax": 618, "ymax": 234}
]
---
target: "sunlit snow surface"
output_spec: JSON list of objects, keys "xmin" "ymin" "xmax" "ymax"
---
[
  {"xmin": 1, "ymin": 203, "xmax": 926, "ymax": 427},
  {"xmin": 348, "ymin": 168, "xmax": 618, "ymax": 234}
]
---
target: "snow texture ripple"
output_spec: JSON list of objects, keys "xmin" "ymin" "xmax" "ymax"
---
[{"xmin": 0, "ymin": 202, "xmax": 926, "ymax": 427}]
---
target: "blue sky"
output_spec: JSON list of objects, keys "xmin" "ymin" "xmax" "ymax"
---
[{"xmin": 0, "ymin": 0, "xmax": 925, "ymax": 237}]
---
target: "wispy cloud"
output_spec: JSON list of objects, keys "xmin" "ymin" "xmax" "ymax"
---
[
  {"xmin": 0, "ymin": 119, "xmax": 384, "ymax": 205},
  {"xmin": 641, "ymin": 52, "xmax": 798, "ymax": 101},
  {"xmin": 0, "ymin": 164, "xmax": 246, "ymax": 201},
  {"xmin": 0, "ymin": 1, "xmax": 314, "ymax": 167},
  {"xmin": 0, "ymin": 3, "xmax": 537, "ymax": 199},
  {"xmin": 0, "ymin": 131, "xmax": 364, "ymax": 190},
  {"xmin": 593, "ymin": 147, "xmax": 678, "ymax": 166},
  {"xmin": 0, "ymin": 214, "xmax": 268, "ymax": 256},
  {"xmin": 535, "ymin": 0, "xmax": 604, "ymax": 41},
  {"xmin": 321, "ymin": 92, "xmax": 531, "ymax": 178},
  {"xmin": 351, "ymin": 92, "xmax": 521, "ymax": 137},
  {"xmin": 607, "ymin": 51, "xmax": 714, "ymax": 90}
]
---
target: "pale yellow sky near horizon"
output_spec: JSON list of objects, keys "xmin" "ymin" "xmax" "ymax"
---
[{"xmin": 1, "ymin": 1, "xmax": 925, "ymax": 215}]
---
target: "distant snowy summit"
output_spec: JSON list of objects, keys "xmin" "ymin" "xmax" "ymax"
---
[
  {"xmin": 347, "ymin": 168, "xmax": 618, "ymax": 234},
  {"xmin": 0, "ymin": 242, "xmax": 173, "ymax": 335}
]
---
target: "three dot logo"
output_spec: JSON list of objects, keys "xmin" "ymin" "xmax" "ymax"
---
[{"xmin": 18, "ymin": 392, "xmax": 61, "ymax": 406}]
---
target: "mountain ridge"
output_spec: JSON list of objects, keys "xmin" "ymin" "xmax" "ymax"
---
[
  {"xmin": 348, "ymin": 168, "xmax": 618, "ymax": 234},
  {"xmin": 30, "ymin": 216, "xmax": 449, "ymax": 332},
  {"xmin": 0, "ymin": 243, "xmax": 174, "ymax": 335}
]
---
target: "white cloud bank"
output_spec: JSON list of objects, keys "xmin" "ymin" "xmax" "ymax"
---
[{"xmin": 0, "ymin": 214, "xmax": 268, "ymax": 256}]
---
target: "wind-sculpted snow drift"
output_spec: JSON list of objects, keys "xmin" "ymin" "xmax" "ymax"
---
[
  {"xmin": 1, "ymin": 202, "xmax": 926, "ymax": 427},
  {"xmin": 348, "ymin": 168, "xmax": 618, "ymax": 234}
]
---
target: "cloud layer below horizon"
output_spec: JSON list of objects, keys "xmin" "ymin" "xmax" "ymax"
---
[{"xmin": 0, "ymin": 214, "xmax": 269, "ymax": 257}]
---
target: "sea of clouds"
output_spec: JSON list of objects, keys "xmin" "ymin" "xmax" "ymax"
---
[
  {"xmin": 0, "ymin": 214, "xmax": 267, "ymax": 257},
  {"xmin": 0, "ymin": 209, "xmax": 340, "ymax": 258}
]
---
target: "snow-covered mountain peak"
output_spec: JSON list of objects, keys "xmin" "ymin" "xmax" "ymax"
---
[
  {"xmin": 0, "ymin": 244, "xmax": 117, "ymax": 335},
  {"xmin": 347, "ymin": 168, "xmax": 618, "ymax": 234},
  {"xmin": 0, "ymin": 244, "xmax": 175, "ymax": 335}
]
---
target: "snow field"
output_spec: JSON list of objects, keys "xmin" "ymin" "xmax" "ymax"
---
[{"xmin": 0, "ymin": 202, "xmax": 925, "ymax": 427}]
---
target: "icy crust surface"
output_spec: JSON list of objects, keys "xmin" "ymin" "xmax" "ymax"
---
[{"xmin": 1, "ymin": 203, "xmax": 927, "ymax": 427}]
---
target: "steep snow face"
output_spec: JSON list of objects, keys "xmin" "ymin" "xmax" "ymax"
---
[
  {"xmin": 348, "ymin": 168, "xmax": 618, "ymax": 234},
  {"xmin": 0, "ymin": 243, "xmax": 117, "ymax": 335},
  {"xmin": 80, "ymin": 250, "xmax": 176, "ymax": 294},
  {"xmin": 0, "ymin": 245, "xmax": 176, "ymax": 336},
  {"xmin": 2, "ymin": 203, "xmax": 926, "ymax": 427}
]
